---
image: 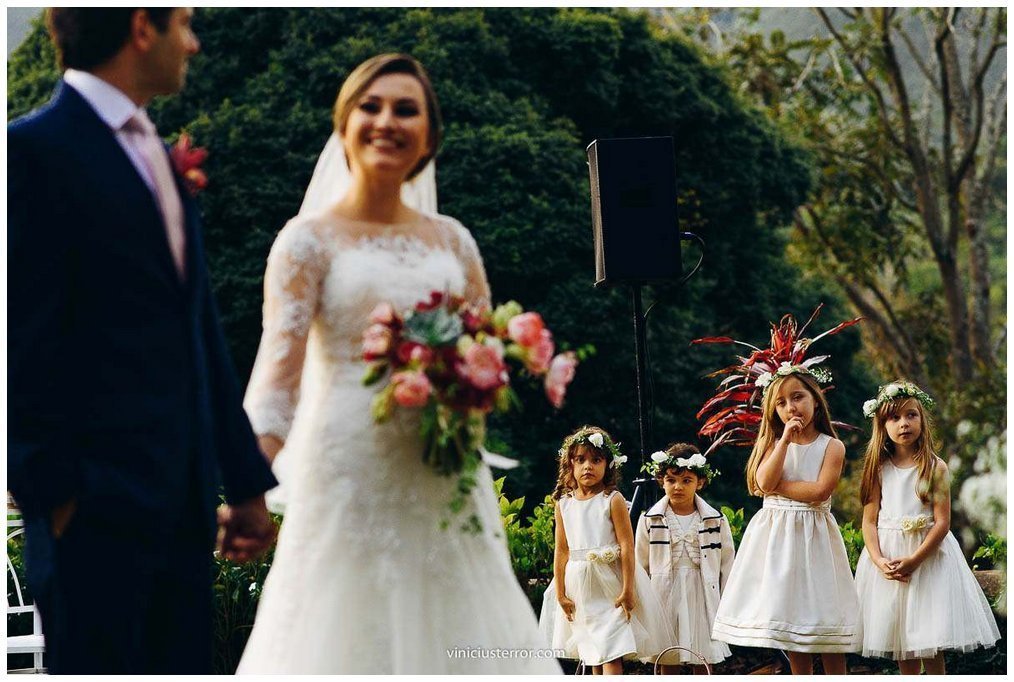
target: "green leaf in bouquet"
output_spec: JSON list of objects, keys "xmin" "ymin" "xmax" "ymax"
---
[
  {"xmin": 361, "ymin": 360, "xmax": 389, "ymax": 386},
  {"xmin": 503, "ymin": 342, "xmax": 527, "ymax": 365},
  {"xmin": 491, "ymin": 300, "xmax": 524, "ymax": 333},
  {"xmin": 370, "ymin": 384, "xmax": 395, "ymax": 422},
  {"xmin": 403, "ymin": 305, "xmax": 463, "ymax": 347}
]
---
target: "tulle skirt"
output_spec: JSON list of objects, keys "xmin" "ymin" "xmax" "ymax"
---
[
  {"xmin": 539, "ymin": 554, "xmax": 674, "ymax": 666},
  {"xmin": 712, "ymin": 497, "xmax": 860, "ymax": 653},
  {"xmin": 855, "ymin": 528, "xmax": 1000, "ymax": 660},
  {"xmin": 652, "ymin": 566, "xmax": 730, "ymax": 665}
]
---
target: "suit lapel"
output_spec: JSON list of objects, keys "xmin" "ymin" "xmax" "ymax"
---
[
  {"xmin": 57, "ymin": 83, "xmax": 186, "ymax": 294},
  {"xmin": 174, "ymin": 173, "xmax": 204, "ymax": 306}
]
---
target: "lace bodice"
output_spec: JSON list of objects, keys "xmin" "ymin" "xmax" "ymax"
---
[
  {"xmin": 664, "ymin": 509, "xmax": 701, "ymax": 567},
  {"xmin": 243, "ymin": 210, "xmax": 490, "ymax": 441}
]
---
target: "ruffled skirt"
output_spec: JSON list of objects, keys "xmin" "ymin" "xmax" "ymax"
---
[
  {"xmin": 539, "ymin": 550, "xmax": 674, "ymax": 666},
  {"xmin": 652, "ymin": 566, "xmax": 730, "ymax": 665},
  {"xmin": 855, "ymin": 526, "xmax": 1000, "ymax": 660}
]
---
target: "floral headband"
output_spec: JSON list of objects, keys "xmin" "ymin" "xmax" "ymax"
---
[
  {"xmin": 642, "ymin": 451, "xmax": 719, "ymax": 483},
  {"xmin": 559, "ymin": 430, "xmax": 628, "ymax": 469},
  {"xmin": 755, "ymin": 362, "xmax": 833, "ymax": 396},
  {"xmin": 862, "ymin": 382, "xmax": 935, "ymax": 419}
]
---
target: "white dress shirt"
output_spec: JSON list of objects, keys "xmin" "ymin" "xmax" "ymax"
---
[{"xmin": 63, "ymin": 69, "xmax": 159, "ymax": 192}]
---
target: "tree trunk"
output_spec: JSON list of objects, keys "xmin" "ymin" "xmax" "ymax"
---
[{"xmin": 966, "ymin": 179, "xmax": 994, "ymax": 368}]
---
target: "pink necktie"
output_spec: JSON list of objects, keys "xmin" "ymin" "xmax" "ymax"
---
[{"xmin": 123, "ymin": 110, "xmax": 187, "ymax": 279}]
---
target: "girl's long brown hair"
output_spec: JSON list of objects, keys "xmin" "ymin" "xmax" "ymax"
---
[
  {"xmin": 551, "ymin": 425, "xmax": 621, "ymax": 500},
  {"xmin": 745, "ymin": 372, "xmax": 838, "ymax": 496},
  {"xmin": 859, "ymin": 392, "xmax": 941, "ymax": 506}
]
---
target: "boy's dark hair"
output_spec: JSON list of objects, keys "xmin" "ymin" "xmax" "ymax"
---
[
  {"xmin": 47, "ymin": 8, "xmax": 174, "ymax": 71},
  {"xmin": 653, "ymin": 442, "xmax": 702, "ymax": 483}
]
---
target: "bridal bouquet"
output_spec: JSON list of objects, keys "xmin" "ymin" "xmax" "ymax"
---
[{"xmin": 361, "ymin": 291, "xmax": 578, "ymax": 527}]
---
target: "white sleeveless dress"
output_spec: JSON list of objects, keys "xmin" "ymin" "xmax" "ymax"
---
[
  {"xmin": 654, "ymin": 509, "xmax": 731, "ymax": 665},
  {"xmin": 538, "ymin": 490, "xmax": 674, "ymax": 666},
  {"xmin": 854, "ymin": 459, "xmax": 1000, "ymax": 660},
  {"xmin": 712, "ymin": 433, "xmax": 860, "ymax": 652},
  {"xmin": 237, "ymin": 212, "xmax": 560, "ymax": 673}
]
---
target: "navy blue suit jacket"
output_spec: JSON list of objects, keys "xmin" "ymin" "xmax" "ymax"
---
[{"xmin": 8, "ymin": 81, "xmax": 277, "ymax": 540}]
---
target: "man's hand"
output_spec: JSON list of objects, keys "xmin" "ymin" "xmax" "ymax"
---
[
  {"xmin": 51, "ymin": 498, "xmax": 78, "ymax": 539},
  {"xmin": 217, "ymin": 495, "xmax": 275, "ymax": 562}
]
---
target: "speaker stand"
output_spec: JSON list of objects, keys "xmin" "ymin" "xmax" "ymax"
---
[{"xmin": 627, "ymin": 285, "xmax": 657, "ymax": 529}]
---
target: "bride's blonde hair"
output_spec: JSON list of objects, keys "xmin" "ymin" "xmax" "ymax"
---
[{"xmin": 332, "ymin": 53, "xmax": 442, "ymax": 180}]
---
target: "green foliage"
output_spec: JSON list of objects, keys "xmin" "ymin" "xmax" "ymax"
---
[
  {"xmin": 8, "ymin": 8, "xmax": 860, "ymax": 516},
  {"xmin": 212, "ymin": 543, "xmax": 276, "ymax": 674},
  {"xmin": 973, "ymin": 533, "xmax": 1008, "ymax": 570},
  {"xmin": 839, "ymin": 520, "xmax": 866, "ymax": 572},
  {"xmin": 720, "ymin": 505, "xmax": 745, "ymax": 547},
  {"xmin": 496, "ymin": 476, "xmax": 555, "ymax": 582}
]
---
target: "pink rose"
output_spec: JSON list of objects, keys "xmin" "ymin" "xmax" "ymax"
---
[
  {"xmin": 391, "ymin": 370, "xmax": 432, "ymax": 408},
  {"xmin": 457, "ymin": 342, "xmax": 507, "ymax": 391},
  {"xmin": 409, "ymin": 344, "xmax": 435, "ymax": 365},
  {"xmin": 544, "ymin": 352, "xmax": 578, "ymax": 408},
  {"xmin": 507, "ymin": 312, "xmax": 546, "ymax": 347},
  {"xmin": 362, "ymin": 324, "xmax": 393, "ymax": 360},
  {"xmin": 524, "ymin": 329, "xmax": 555, "ymax": 374},
  {"xmin": 369, "ymin": 302, "xmax": 397, "ymax": 326}
]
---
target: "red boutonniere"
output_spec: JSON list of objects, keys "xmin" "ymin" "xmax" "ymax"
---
[{"xmin": 170, "ymin": 133, "xmax": 209, "ymax": 195}]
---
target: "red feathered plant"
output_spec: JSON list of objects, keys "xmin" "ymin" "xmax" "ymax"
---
[{"xmin": 691, "ymin": 304, "xmax": 862, "ymax": 455}]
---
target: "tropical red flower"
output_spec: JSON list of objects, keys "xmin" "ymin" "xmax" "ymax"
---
[{"xmin": 692, "ymin": 304, "xmax": 862, "ymax": 454}]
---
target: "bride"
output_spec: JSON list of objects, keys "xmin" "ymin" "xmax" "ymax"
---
[{"xmin": 238, "ymin": 54, "xmax": 561, "ymax": 673}]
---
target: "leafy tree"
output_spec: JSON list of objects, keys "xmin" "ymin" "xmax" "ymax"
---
[
  {"xmin": 663, "ymin": 7, "xmax": 1007, "ymax": 536},
  {"xmin": 9, "ymin": 8, "xmax": 857, "ymax": 514},
  {"xmin": 667, "ymin": 8, "xmax": 1006, "ymax": 401}
]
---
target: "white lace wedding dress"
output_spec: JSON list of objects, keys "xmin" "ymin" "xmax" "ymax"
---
[{"xmin": 238, "ymin": 210, "xmax": 560, "ymax": 673}]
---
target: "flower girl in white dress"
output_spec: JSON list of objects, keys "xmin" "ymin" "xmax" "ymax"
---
[
  {"xmin": 539, "ymin": 426, "xmax": 673, "ymax": 673},
  {"xmin": 854, "ymin": 381, "xmax": 1000, "ymax": 674},
  {"xmin": 635, "ymin": 443, "xmax": 735, "ymax": 673},
  {"xmin": 711, "ymin": 369, "xmax": 859, "ymax": 675}
]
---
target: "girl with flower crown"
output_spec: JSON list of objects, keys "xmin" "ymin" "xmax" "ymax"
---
[
  {"xmin": 711, "ymin": 368, "xmax": 860, "ymax": 674},
  {"xmin": 538, "ymin": 426, "xmax": 674, "ymax": 673},
  {"xmin": 634, "ymin": 443, "xmax": 735, "ymax": 673},
  {"xmin": 854, "ymin": 381, "xmax": 999, "ymax": 673}
]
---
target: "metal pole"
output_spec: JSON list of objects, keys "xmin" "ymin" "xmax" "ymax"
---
[{"xmin": 628, "ymin": 285, "xmax": 653, "ymax": 529}]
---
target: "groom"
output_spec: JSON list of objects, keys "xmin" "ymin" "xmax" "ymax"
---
[{"xmin": 8, "ymin": 8, "xmax": 277, "ymax": 673}]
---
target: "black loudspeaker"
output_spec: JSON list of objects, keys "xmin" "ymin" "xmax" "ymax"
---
[{"xmin": 587, "ymin": 137, "xmax": 682, "ymax": 287}]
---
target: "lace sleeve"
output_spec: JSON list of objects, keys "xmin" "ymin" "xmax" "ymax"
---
[
  {"xmin": 445, "ymin": 217, "xmax": 492, "ymax": 307},
  {"xmin": 243, "ymin": 217, "xmax": 328, "ymax": 441}
]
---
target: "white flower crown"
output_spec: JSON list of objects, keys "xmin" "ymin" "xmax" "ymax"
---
[
  {"xmin": 755, "ymin": 362, "xmax": 833, "ymax": 395},
  {"xmin": 559, "ymin": 430, "xmax": 627, "ymax": 469},
  {"xmin": 642, "ymin": 450, "xmax": 719, "ymax": 482},
  {"xmin": 862, "ymin": 382, "xmax": 935, "ymax": 419}
]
